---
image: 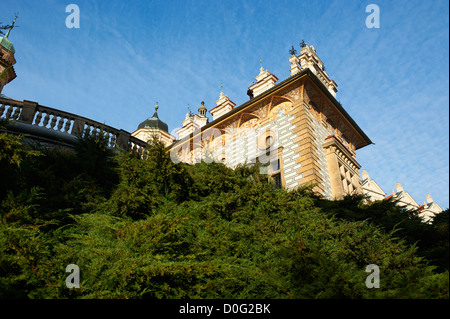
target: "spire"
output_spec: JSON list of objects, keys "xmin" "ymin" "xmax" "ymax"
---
[
  {"xmin": 297, "ymin": 40, "xmax": 338, "ymax": 97},
  {"xmin": 153, "ymin": 102, "xmax": 159, "ymax": 117},
  {"xmin": 0, "ymin": 14, "xmax": 18, "ymax": 54},
  {"xmin": 4, "ymin": 15, "xmax": 18, "ymax": 39},
  {"xmin": 219, "ymin": 82, "xmax": 224, "ymax": 98}
]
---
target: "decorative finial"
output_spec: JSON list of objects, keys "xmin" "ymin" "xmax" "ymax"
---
[
  {"xmin": 289, "ymin": 45, "xmax": 297, "ymax": 56},
  {"xmin": 155, "ymin": 102, "xmax": 159, "ymax": 111},
  {"xmin": 4, "ymin": 14, "xmax": 18, "ymax": 39},
  {"xmin": 259, "ymin": 58, "xmax": 264, "ymax": 73},
  {"xmin": 219, "ymin": 83, "xmax": 224, "ymax": 98},
  {"xmin": 300, "ymin": 39, "xmax": 306, "ymax": 48}
]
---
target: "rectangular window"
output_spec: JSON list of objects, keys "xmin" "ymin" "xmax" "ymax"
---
[
  {"xmin": 271, "ymin": 159, "xmax": 280, "ymax": 172},
  {"xmin": 252, "ymin": 148, "xmax": 284, "ymax": 189}
]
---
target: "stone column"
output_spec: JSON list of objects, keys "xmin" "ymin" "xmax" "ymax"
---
[
  {"xmin": 117, "ymin": 129, "xmax": 131, "ymax": 150},
  {"xmin": 18, "ymin": 100, "xmax": 38, "ymax": 124}
]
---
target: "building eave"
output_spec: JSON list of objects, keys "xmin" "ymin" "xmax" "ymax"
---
[
  {"xmin": 303, "ymin": 69, "xmax": 372, "ymax": 149},
  {"xmin": 169, "ymin": 68, "xmax": 372, "ymax": 150}
]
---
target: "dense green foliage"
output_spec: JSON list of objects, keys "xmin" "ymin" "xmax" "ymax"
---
[{"xmin": 0, "ymin": 128, "xmax": 448, "ymax": 299}]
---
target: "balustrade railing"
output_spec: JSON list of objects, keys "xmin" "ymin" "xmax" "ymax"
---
[{"xmin": 0, "ymin": 97, "xmax": 148, "ymax": 156}]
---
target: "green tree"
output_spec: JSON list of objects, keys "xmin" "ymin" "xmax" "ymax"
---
[{"xmin": 0, "ymin": 130, "xmax": 448, "ymax": 299}]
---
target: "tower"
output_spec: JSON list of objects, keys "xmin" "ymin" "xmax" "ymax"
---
[
  {"xmin": 175, "ymin": 101, "xmax": 210, "ymax": 139},
  {"xmin": 168, "ymin": 41, "xmax": 373, "ymax": 198},
  {"xmin": 209, "ymin": 90, "xmax": 236, "ymax": 121},
  {"xmin": 198, "ymin": 101, "xmax": 207, "ymax": 117},
  {"xmin": 247, "ymin": 60, "xmax": 279, "ymax": 98},
  {"xmin": 0, "ymin": 15, "xmax": 18, "ymax": 94}
]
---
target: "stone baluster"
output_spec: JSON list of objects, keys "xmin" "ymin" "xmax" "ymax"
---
[
  {"xmin": 41, "ymin": 111, "xmax": 50, "ymax": 128},
  {"xmin": 55, "ymin": 116, "xmax": 63, "ymax": 131},
  {"xmin": 11, "ymin": 105, "xmax": 21, "ymax": 120},
  {"xmin": 34, "ymin": 109, "xmax": 43, "ymax": 126},
  {"xmin": 106, "ymin": 134, "xmax": 113, "ymax": 147},
  {"xmin": 109, "ymin": 132, "xmax": 116, "ymax": 148},
  {"xmin": 63, "ymin": 118, "xmax": 72, "ymax": 133},
  {"xmin": 4, "ymin": 105, "xmax": 13, "ymax": 120},
  {"xmin": 50, "ymin": 113, "xmax": 58, "ymax": 130}
]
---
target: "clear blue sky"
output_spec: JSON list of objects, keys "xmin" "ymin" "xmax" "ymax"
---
[{"xmin": 2, "ymin": 0, "xmax": 449, "ymax": 208}]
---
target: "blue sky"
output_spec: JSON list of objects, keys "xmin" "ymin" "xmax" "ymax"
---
[{"xmin": 2, "ymin": 0, "xmax": 449, "ymax": 208}]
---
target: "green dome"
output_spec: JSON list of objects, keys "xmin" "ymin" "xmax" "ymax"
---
[
  {"xmin": 137, "ymin": 111, "xmax": 169, "ymax": 132},
  {"xmin": 0, "ymin": 36, "xmax": 15, "ymax": 54}
]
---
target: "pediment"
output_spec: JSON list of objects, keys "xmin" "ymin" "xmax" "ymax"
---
[
  {"xmin": 364, "ymin": 179, "xmax": 386, "ymax": 196},
  {"xmin": 400, "ymin": 192, "xmax": 419, "ymax": 207}
]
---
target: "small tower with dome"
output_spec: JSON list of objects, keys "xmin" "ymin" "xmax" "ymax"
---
[{"xmin": 131, "ymin": 103, "xmax": 175, "ymax": 146}]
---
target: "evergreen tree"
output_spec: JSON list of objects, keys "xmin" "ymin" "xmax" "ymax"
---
[{"xmin": 0, "ymin": 131, "xmax": 448, "ymax": 299}]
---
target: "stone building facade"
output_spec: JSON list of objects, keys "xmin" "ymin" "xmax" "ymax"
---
[{"xmin": 134, "ymin": 43, "xmax": 373, "ymax": 199}]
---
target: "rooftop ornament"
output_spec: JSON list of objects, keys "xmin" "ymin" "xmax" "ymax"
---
[{"xmin": 289, "ymin": 45, "xmax": 297, "ymax": 56}]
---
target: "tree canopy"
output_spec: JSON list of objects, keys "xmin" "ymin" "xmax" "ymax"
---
[{"xmin": 0, "ymin": 128, "xmax": 448, "ymax": 299}]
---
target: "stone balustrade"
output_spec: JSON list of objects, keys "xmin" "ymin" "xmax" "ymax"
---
[{"xmin": 0, "ymin": 97, "xmax": 148, "ymax": 157}]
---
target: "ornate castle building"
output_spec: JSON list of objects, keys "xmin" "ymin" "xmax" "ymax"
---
[
  {"xmin": 134, "ymin": 42, "xmax": 373, "ymax": 200},
  {"xmin": 132, "ymin": 42, "xmax": 444, "ymax": 221}
]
